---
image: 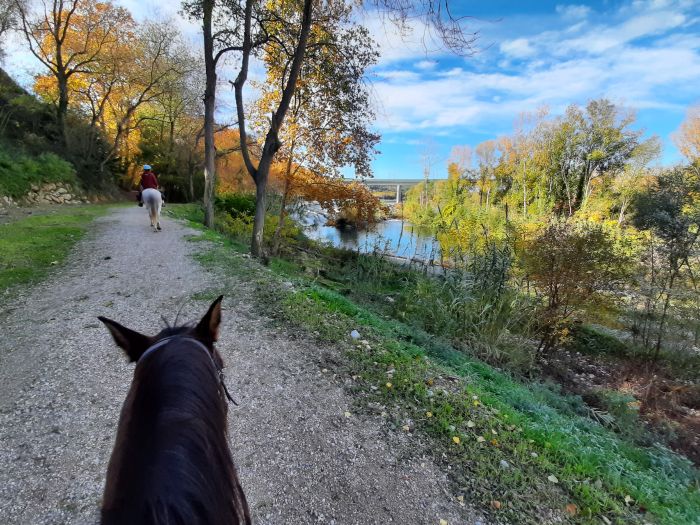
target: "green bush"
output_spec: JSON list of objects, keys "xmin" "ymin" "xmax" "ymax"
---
[
  {"xmin": 569, "ymin": 324, "xmax": 630, "ymax": 357},
  {"xmin": 216, "ymin": 209, "xmax": 301, "ymax": 247},
  {"xmin": 215, "ymin": 193, "xmax": 256, "ymax": 218},
  {"xmin": 0, "ymin": 146, "xmax": 78, "ymax": 198}
]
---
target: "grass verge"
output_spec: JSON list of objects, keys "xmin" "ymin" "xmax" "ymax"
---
[
  {"xmin": 0, "ymin": 205, "xmax": 109, "ymax": 293},
  {"xmin": 170, "ymin": 204, "xmax": 700, "ymax": 525}
]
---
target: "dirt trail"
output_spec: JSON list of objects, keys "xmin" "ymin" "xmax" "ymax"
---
[{"xmin": 0, "ymin": 206, "xmax": 484, "ymax": 525}]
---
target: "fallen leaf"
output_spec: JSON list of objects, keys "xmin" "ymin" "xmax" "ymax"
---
[
  {"xmin": 601, "ymin": 517, "xmax": 612, "ymax": 525},
  {"xmin": 547, "ymin": 475, "xmax": 559, "ymax": 484},
  {"xmin": 344, "ymin": 411, "xmax": 351, "ymax": 418},
  {"xmin": 439, "ymin": 520, "xmax": 448, "ymax": 525},
  {"xmin": 466, "ymin": 420, "xmax": 475, "ymax": 428},
  {"xmin": 402, "ymin": 425, "xmax": 411, "ymax": 432},
  {"xmin": 565, "ymin": 503, "xmax": 578, "ymax": 516},
  {"xmin": 386, "ymin": 382, "xmax": 393, "ymax": 389},
  {"xmin": 426, "ymin": 411, "xmax": 433, "ymax": 418},
  {"xmin": 491, "ymin": 500, "xmax": 501, "ymax": 510},
  {"xmin": 491, "ymin": 439, "xmax": 499, "ymax": 446},
  {"xmin": 452, "ymin": 436, "xmax": 461, "ymax": 445},
  {"xmin": 491, "ymin": 429, "xmax": 498, "ymax": 435},
  {"xmin": 624, "ymin": 495, "xmax": 633, "ymax": 505},
  {"xmin": 476, "ymin": 436, "xmax": 486, "ymax": 443},
  {"xmin": 457, "ymin": 495, "xmax": 465, "ymax": 506}
]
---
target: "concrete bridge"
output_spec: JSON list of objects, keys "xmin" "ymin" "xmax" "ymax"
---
[{"xmin": 346, "ymin": 178, "xmax": 446, "ymax": 204}]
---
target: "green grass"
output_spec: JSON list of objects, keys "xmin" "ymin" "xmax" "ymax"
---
[
  {"xmin": 279, "ymin": 287, "xmax": 700, "ymax": 524},
  {"xmin": 0, "ymin": 205, "xmax": 108, "ymax": 292},
  {"xmin": 169, "ymin": 204, "xmax": 700, "ymax": 525},
  {"xmin": 0, "ymin": 145, "xmax": 79, "ymax": 198}
]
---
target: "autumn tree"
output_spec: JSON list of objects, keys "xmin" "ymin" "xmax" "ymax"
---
[
  {"xmin": 185, "ymin": 0, "xmax": 478, "ymax": 257},
  {"xmin": 674, "ymin": 104, "xmax": 700, "ymax": 162},
  {"xmin": 631, "ymin": 165, "xmax": 700, "ymax": 357},
  {"xmin": 548, "ymin": 100, "xmax": 646, "ymax": 215},
  {"xmin": 475, "ymin": 140, "xmax": 497, "ymax": 207},
  {"xmin": 253, "ymin": 0, "xmax": 379, "ymax": 254},
  {"xmin": 15, "ymin": 0, "xmax": 128, "ymax": 141},
  {"xmin": 521, "ymin": 221, "xmax": 634, "ymax": 353}
]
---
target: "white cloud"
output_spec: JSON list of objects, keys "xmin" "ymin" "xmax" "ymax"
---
[
  {"xmin": 415, "ymin": 60, "xmax": 438, "ymax": 70},
  {"xmin": 371, "ymin": 11, "xmax": 700, "ymax": 134},
  {"xmin": 555, "ymin": 4, "xmax": 591, "ymax": 19},
  {"xmin": 376, "ymin": 70, "xmax": 421, "ymax": 81},
  {"xmin": 500, "ymin": 38, "xmax": 535, "ymax": 58}
]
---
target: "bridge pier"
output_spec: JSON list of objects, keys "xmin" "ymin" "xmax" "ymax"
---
[{"xmin": 396, "ymin": 184, "xmax": 401, "ymax": 204}]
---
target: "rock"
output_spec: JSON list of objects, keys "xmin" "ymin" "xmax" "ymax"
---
[
  {"xmin": 350, "ymin": 330, "xmax": 361, "ymax": 340},
  {"xmin": 499, "ymin": 460, "xmax": 510, "ymax": 469},
  {"xmin": 30, "ymin": 184, "xmax": 39, "ymax": 191},
  {"xmin": 56, "ymin": 187, "xmax": 68, "ymax": 195},
  {"xmin": 44, "ymin": 183, "xmax": 56, "ymax": 191}
]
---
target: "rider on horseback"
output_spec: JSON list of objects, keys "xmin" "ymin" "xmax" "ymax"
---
[{"xmin": 137, "ymin": 165, "xmax": 162, "ymax": 207}]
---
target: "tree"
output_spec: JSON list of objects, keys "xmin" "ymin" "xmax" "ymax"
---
[
  {"xmin": 0, "ymin": 0, "xmax": 22, "ymax": 58},
  {"xmin": 33, "ymin": 18, "xmax": 187, "ymax": 173},
  {"xmin": 187, "ymin": 0, "xmax": 478, "ymax": 257},
  {"xmin": 15, "ymin": 0, "xmax": 128, "ymax": 142},
  {"xmin": 674, "ymin": 104, "xmax": 700, "ymax": 162},
  {"xmin": 631, "ymin": 165, "xmax": 700, "ymax": 358},
  {"xmin": 547, "ymin": 100, "xmax": 646, "ymax": 215},
  {"xmin": 475, "ymin": 140, "xmax": 497, "ymax": 207},
  {"xmin": 521, "ymin": 220, "xmax": 634, "ymax": 353},
  {"xmin": 253, "ymin": 0, "xmax": 380, "ymax": 254}
]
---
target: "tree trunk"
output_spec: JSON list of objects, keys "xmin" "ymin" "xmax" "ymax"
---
[
  {"xmin": 271, "ymin": 146, "xmax": 295, "ymax": 256},
  {"xmin": 202, "ymin": 0, "xmax": 217, "ymax": 227},
  {"xmin": 238, "ymin": 0, "xmax": 314, "ymax": 258},
  {"xmin": 654, "ymin": 270, "xmax": 677, "ymax": 359},
  {"xmin": 56, "ymin": 71, "xmax": 69, "ymax": 144},
  {"xmin": 251, "ymin": 144, "xmax": 275, "ymax": 258}
]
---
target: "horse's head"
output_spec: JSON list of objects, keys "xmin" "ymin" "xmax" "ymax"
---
[{"xmin": 98, "ymin": 295, "xmax": 224, "ymax": 366}]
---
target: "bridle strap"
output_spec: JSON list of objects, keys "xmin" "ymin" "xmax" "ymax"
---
[{"xmin": 139, "ymin": 336, "xmax": 238, "ymax": 405}]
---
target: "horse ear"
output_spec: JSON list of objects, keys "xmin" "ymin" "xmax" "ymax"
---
[
  {"xmin": 195, "ymin": 295, "xmax": 223, "ymax": 343},
  {"xmin": 98, "ymin": 316, "xmax": 152, "ymax": 362}
]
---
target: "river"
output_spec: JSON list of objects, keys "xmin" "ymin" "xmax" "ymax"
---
[{"xmin": 301, "ymin": 209, "xmax": 441, "ymax": 261}]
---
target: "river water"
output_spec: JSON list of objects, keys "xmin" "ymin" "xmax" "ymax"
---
[{"xmin": 302, "ymin": 209, "xmax": 441, "ymax": 261}]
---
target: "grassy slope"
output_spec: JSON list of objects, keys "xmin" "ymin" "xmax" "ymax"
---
[
  {"xmin": 0, "ymin": 205, "xmax": 109, "ymax": 293},
  {"xmin": 169, "ymin": 204, "xmax": 700, "ymax": 525}
]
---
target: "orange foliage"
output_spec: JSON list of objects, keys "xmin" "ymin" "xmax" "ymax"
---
[{"xmin": 674, "ymin": 104, "xmax": 700, "ymax": 161}]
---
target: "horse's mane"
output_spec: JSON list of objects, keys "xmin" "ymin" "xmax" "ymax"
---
[{"xmin": 101, "ymin": 335, "xmax": 249, "ymax": 525}]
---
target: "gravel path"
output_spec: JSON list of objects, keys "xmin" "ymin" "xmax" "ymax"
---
[{"xmin": 0, "ymin": 206, "xmax": 484, "ymax": 525}]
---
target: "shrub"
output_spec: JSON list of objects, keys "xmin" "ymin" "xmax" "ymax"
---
[
  {"xmin": 215, "ymin": 193, "xmax": 256, "ymax": 218},
  {"xmin": 0, "ymin": 145, "xmax": 77, "ymax": 198},
  {"xmin": 519, "ymin": 220, "xmax": 635, "ymax": 352},
  {"xmin": 216, "ymin": 208, "xmax": 301, "ymax": 247},
  {"xmin": 569, "ymin": 324, "xmax": 630, "ymax": 357}
]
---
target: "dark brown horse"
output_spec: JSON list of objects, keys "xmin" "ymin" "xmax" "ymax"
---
[{"xmin": 98, "ymin": 296, "xmax": 251, "ymax": 525}]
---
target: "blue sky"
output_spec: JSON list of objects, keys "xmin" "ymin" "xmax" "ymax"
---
[
  {"xmin": 363, "ymin": 0, "xmax": 700, "ymax": 178},
  {"xmin": 4, "ymin": 0, "xmax": 700, "ymax": 180}
]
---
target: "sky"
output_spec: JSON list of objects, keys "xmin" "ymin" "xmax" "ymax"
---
[{"xmin": 4, "ymin": 0, "xmax": 700, "ymax": 180}]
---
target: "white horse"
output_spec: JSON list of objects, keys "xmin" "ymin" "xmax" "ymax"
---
[{"xmin": 142, "ymin": 188, "xmax": 162, "ymax": 231}]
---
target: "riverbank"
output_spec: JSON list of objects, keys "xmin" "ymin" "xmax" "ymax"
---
[{"xmin": 167, "ymin": 204, "xmax": 700, "ymax": 525}]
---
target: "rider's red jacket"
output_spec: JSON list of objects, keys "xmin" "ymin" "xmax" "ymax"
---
[{"xmin": 140, "ymin": 172, "xmax": 159, "ymax": 190}]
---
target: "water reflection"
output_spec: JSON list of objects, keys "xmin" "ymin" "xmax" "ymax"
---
[{"xmin": 301, "ymin": 208, "xmax": 440, "ymax": 261}]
